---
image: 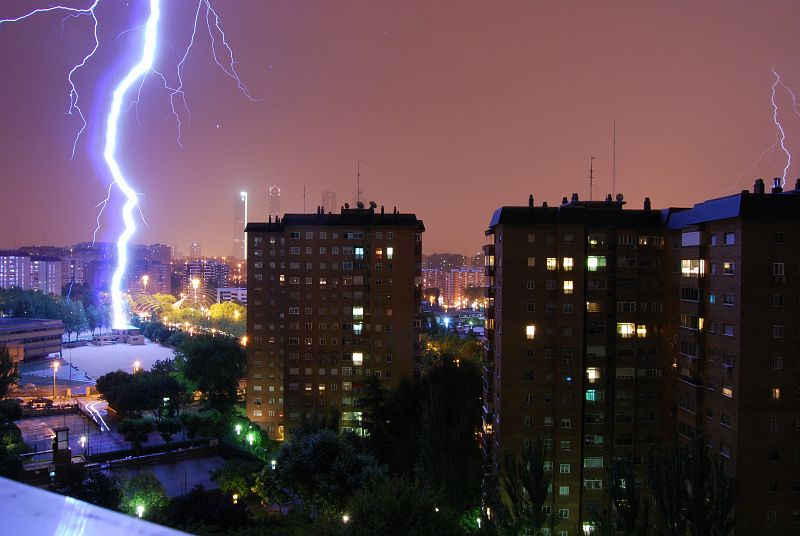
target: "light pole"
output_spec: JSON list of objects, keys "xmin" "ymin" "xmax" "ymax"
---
[
  {"xmin": 141, "ymin": 274, "xmax": 149, "ymax": 293},
  {"xmin": 52, "ymin": 361, "xmax": 59, "ymax": 399},
  {"xmin": 191, "ymin": 277, "xmax": 200, "ymax": 308},
  {"xmin": 133, "ymin": 360, "xmax": 141, "ymax": 374}
]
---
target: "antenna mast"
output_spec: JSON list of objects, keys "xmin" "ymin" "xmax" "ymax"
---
[
  {"xmin": 589, "ymin": 156, "xmax": 596, "ymax": 201},
  {"xmin": 357, "ymin": 160, "xmax": 363, "ymax": 204},
  {"xmin": 303, "ymin": 184, "xmax": 306, "ymax": 214},
  {"xmin": 612, "ymin": 120, "xmax": 616, "ymax": 196}
]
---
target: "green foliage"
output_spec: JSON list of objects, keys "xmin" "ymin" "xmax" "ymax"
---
[
  {"xmin": 498, "ymin": 438, "xmax": 550, "ymax": 535},
  {"xmin": 275, "ymin": 427, "xmax": 384, "ymax": 519},
  {"xmin": 156, "ymin": 416, "xmax": 182, "ymax": 444},
  {"xmin": 170, "ymin": 485, "xmax": 252, "ymax": 532},
  {"xmin": 335, "ymin": 475, "xmax": 465, "ymax": 536},
  {"xmin": 211, "ymin": 458, "xmax": 263, "ymax": 499},
  {"xmin": 419, "ymin": 332, "xmax": 483, "ymax": 371},
  {"xmin": 174, "ymin": 335, "xmax": 245, "ymax": 411},
  {"xmin": 120, "ymin": 470, "xmax": 169, "ymax": 520},
  {"xmin": 95, "ymin": 367, "xmax": 185, "ymax": 418},
  {"xmin": 79, "ymin": 472, "xmax": 123, "ymax": 510},
  {"xmin": 596, "ymin": 458, "xmax": 651, "ymax": 536},
  {"xmin": 180, "ymin": 408, "xmax": 224, "ymax": 443},
  {"xmin": 118, "ymin": 417, "xmax": 154, "ymax": 454},
  {"xmin": 0, "ymin": 345, "xmax": 19, "ymax": 400},
  {"xmin": 649, "ymin": 435, "xmax": 736, "ymax": 536}
]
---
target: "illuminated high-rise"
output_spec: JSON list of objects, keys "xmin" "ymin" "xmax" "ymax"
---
[{"xmin": 245, "ymin": 204, "xmax": 424, "ymax": 440}]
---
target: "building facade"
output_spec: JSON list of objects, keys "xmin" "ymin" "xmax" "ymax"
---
[
  {"xmin": 0, "ymin": 251, "xmax": 31, "ymax": 290},
  {"xmin": 245, "ymin": 205, "xmax": 424, "ymax": 440},
  {"xmin": 29, "ymin": 256, "xmax": 62, "ymax": 296},
  {"xmin": 483, "ymin": 194, "xmax": 668, "ymax": 534},
  {"xmin": 0, "ymin": 318, "xmax": 64, "ymax": 361},
  {"xmin": 664, "ymin": 179, "xmax": 800, "ymax": 533}
]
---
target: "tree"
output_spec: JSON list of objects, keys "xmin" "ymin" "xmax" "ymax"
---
[
  {"xmin": 170, "ymin": 485, "xmax": 251, "ymax": 532},
  {"xmin": 85, "ymin": 304, "xmax": 101, "ymax": 336},
  {"xmin": 337, "ymin": 475, "xmax": 464, "ymax": 536},
  {"xmin": 156, "ymin": 417, "xmax": 182, "ymax": 445},
  {"xmin": 174, "ymin": 335, "xmax": 246, "ymax": 411},
  {"xmin": 120, "ymin": 470, "xmax": 169, "ymax": 521},
  {"xmin": 650, "ymin": 435, "xmax": 736, "ymax": 536},
  {"xmin": 61, "ymin": 298, "xmax": 88, "ymax": 342},
  {"xmin": 276, "ymin": 427, "xmax": 384, "ymax": 520},
  {"xmin": 0, "ymin": 345, "xmax": 19, "ymax": 399},
  {"xmin": 79, "ymin": 472, "xmax": 122, "ymax": 510},
  {"xmin": 118, "ymin": 417, "xmax": 153, "ymax": 454},
  {"xmin": 499, "ymin": 438, "xmax": 550, "ymax": 535},
  {"xmin": 594, "ymin": 458, "xmax": 651, "ymax": 536},
  {"xmin": 211, "ymin": 458, "xmax": 263, "ymax": 499}
]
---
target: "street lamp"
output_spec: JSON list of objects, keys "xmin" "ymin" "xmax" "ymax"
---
[
  {"xmin": 235, "ymin": 423, "xmax": 242, "ymax": 436},
  {"xmin": 191, "ymin": 277, "xmax": 200, "ymax": 308},
  {"xmin": 133, "ymin": 360, "xmax": 141, "ymax": 374},
  {"xmin": 52, "ymin": 361, "xmax": 59, "ymax": 399},
  {"xmin": 136, "ymin": 504, "xmax": 145, "ymax": 518},
  {"xmin": 141, "ymin": 274, "xmax": 149, "ymax": 293},
  {"xmin": 246, "ymin": 432, "xmax": 255, "ymax": 447},
  {"xmin": 79, "ymin": 435, "xmax": 87, "ymax": 454}
]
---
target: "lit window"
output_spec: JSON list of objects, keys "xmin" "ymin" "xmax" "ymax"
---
[
  {"xmin": 723, "ymin": 262, "xmax": 735, "ymax": 275},
  {"xmin": 563, "ymin": 257, "xmax": 574, "ymax": 271},
  {"xmin": 559, "ymin": 486, "xmax": 570, "ymax": 496},
  {"xmin": 681, "ymin": 259, "xmax": 705, "ymax": 277},
  {"xmin": 386, "ymin": 247, "xmax": 394, "ymax": 260},
  {"xmin": 547, "ymin": 258, "xmax": 558, "ymax": 271},
  {"xmin": 586, "ymin": 389, "xmax": 597, "ymax": 402},
  {"xmin": 586, "ymin": 368, "xmax": 601, "ymax": 383},
  {"xmin": 353, "ymin": 323, "xmax": 363, "ymax": 335},
  {"xmin": 636, "ymin": 325, "xmax": 647, "ymax": 338},
  {"xmin": 375, "ymin": 248, "xmax": 383, "ymax": 258},
  {"xmin": 587, "ymin": 256, "xmax": 605, "ymax": 271},
  {"xmin": 771, "ymin": 387, "xmax": 781, "ymax": 401},
  {"xmin": 352, "ymin": 306, "xmax": 364, "ymax": 320},
  {"xmin": 724, "ymin": 232, "xmax": 735, "ymax": 245},
  {"xmin": 526, "ymin": 325, "xmax": 536, "ymax": 340},
  {"xmin": 617, "ymin": 323, "xmax": 635, "ymax": 338},
  {"xmin": 527, "ymin": 256, "xmax": 536, "ymax": 267},
  {"xmin": 722, "ymin": 385, "xmax": 733, "ymax": 398},
  {"xmin": 563, "ymin": 280, "xmax": 574, "ymax": 294},
  {"xmin": 352, "ymin": 352, "xmax": 363, "ymax": 366},
  {"xmin": 354, "ymin": 247, "xmax": 364, "ymax": 260},
  {"xmin": 586, "ymin": 301, "xmax": 601, "ymax": 313}
]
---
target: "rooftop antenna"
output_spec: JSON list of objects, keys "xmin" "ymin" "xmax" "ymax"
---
[
  {"xmin": 612, "ymin": 120, "xmax": 616, "ymax": 197},
  {"xmin": 357, "ymin": 159, "xmax": 363, "ymax": 204},
  {"xmin": 303, "ymin": 184, "xmax": 306, "ymax": 214},
  {"xmin": 589, "ymin": 156, "xmax": 596, "ymax": 201}
]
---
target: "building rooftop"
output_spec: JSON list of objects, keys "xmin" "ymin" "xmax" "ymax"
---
[
  {"xmin": 0, "ymin": 317, "xmax": 64, "ymax": 329},
  {"xmin": 246, "ymin": 206, "xmax": 425, "ymax": 232}
]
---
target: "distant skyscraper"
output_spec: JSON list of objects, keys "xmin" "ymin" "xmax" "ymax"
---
[
  {"xmin": 0, "ymin": 251, "xmax": 31, "ymax": 290},
  {"xmin": 268, "ymin": 185, "xmax": 281, "ymax": 218},
  {"xmin": 190, "ymin": 242, "xmax": 202, "ymax": 259},
  {"xmin": 233, "ymin": 191, "xmax": 247, "ymax": 259},
  {"xmin": 321, "ymin": 189, "xmax": 337, "ymax": 214}
]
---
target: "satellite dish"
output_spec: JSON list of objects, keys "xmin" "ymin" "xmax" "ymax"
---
[
  {"xmin": 369, "ymin": 201, "xmax": 377, "ymax": 209},
  {"xmin": 344, "ymin": 202, "xmax": 350, "ymax": 209},
  {"xmin": 357, "ymin": 201, "xmax": 364, "ymax": 209},
  {"xmin": 615, "ymin": 193, "xmax": 624, "ymax": 202}
]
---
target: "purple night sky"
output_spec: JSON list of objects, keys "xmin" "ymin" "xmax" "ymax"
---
[{"xmin": 2, "ymin": 1, "xmax": 800, "ymax": 256}]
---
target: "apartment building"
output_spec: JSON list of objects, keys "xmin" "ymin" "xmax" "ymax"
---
[
  {"xmin": 483, "ymin": 193, "xmax": 668, "ymax": 535},
  {"xmin": 664, "ymin": 178, "xmax": 800, "ymax": 533},
  {"xmin": 245, "ymin": 205, "xmax": 424, "ymax": 440}
]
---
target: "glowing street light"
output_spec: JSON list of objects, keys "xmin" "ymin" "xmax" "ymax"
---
[
  {"xmin": 52, "ymin": 361, "xmax": 59, "ymax": 399},
  {"xmin": 191, "ymin": 277, "xmax": 200, "ymax": 307},
  {"xmin": 342, "ymin": 514, "xmax": 350, "ymax": 524},
  {"xmin": 133, "ymin": 360, "xmax": 141, "ymax": 374},
  {"xmin": 79, "ymin": 435, "xmax": 87, "ymax": 450},
  {"xmin": 246, "ymin": 432, "xmax": 255, "ymax": 446},
  {"xmin": 141, "ymin": 274, "xmax": 149, "ymax": 293},
  {"xmin": 235, "ymin": 423, "xmax": 242, "ymax": 436},
  {"xmin": 136, "ymin": 504, "xmax": 145, "ymax": 518},
  {"xmin": 232, "ymin": 493, "xmax": 239, "ymax": 505}
]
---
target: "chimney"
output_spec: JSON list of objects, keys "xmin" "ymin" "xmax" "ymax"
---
[
  {"xmin": 561, "ymin": 196, "xmax": 569, "ymax": 205},
  {"xmin": 754, "ymin": 178, "xmax": 765, "ymax": 194},
  {"xmin": 571, "ymin": 193, "xmax": 579, "ymax": 203},
  {"xmin": 605, "ymin": 194, "xmax": 613, "ymax": 203},
  {"xmin": 528, "ymin": 194, "xmax": 534, "ymax": 208},
  {"xmin": 542, "ymin": 202, "xmax": 548, "ymax": 208},
  {"xmin": 644, "ymin": 197, "xmax": 651, "ymax": 211},
  {"xmin": 772, "ymin": 178, "xmax": 783, "ymax": 194}
]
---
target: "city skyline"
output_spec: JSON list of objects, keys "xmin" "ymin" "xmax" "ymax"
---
[{"xmin": 3, "ymin": 2, "xmax": 800, "ymax": 255}]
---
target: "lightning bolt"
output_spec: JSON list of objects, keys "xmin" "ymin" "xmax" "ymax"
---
[
  {"xmin": 770, "ymin": 68, "xmax": 792, "ymax": 186},
  {"xmin": 2, "ymin": 1, "xmax": 254, "ymax": 329}
]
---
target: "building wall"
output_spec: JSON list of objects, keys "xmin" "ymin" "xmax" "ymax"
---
[
  {"xmin": 0, "ymin": 319, "xmax": 64, "ymax": 361},
  {"xmin": 245, "ymin": 208, "xmax": 424, "ymax": 440}
]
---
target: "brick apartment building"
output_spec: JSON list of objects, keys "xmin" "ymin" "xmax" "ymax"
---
[
  {"xmin": 484, "ymin": 183, "xmax": 800, "ymax": 534},
  {"xmin": 663, "ymin": 178, "xmax": 800, "ymax": 533},
  {"xmin": 482, "ymin": 193, "xmax": 667, "ymax": 535},
  {"xmin": 245, "ymin": 205, "xmax": 424, "ymax": 440}
]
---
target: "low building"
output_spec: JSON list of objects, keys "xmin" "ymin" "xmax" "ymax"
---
[
  {"xmin": 216, "ymin": 287, "xmax": 247, "ymax": 305},
  {"xmin": 0, "ymin": 318, "xmax": 63, "ymax": 361}
]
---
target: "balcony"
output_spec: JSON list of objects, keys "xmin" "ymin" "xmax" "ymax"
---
[{"xmin": 0, "ymin": 477, "xmax": 187, "ymax": 535}]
